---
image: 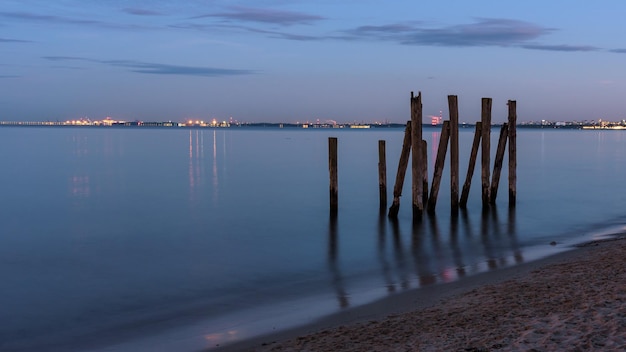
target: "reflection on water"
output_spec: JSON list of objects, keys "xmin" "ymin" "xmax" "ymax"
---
[
  {"xmin": 6, "ymin": 128, "xmax": 626, "ymax": 351},
  {"xmin": 68, "ymin": 134, "xmax": 91, "ymax": 204},
  {"xmin": 328, "ymin": 206, "xmax": 524, "ymax": 309},
  {"xmin": 328, "ymin": 214, "xmax": 349, "ymax": 308},
  {"xmin": 188, "ymin": 130, "xmax": 205, "ymax": 196}
]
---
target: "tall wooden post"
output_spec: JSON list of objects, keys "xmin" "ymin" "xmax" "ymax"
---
[
  {"xmin": 508, "ymin": 100, "xmax": 517, "ymax": 207},
  {"xmin": 490, "ymin": 123, "xmax": 509, "ymax": 204},
  {"xmin": 421, "ymin": 139, "xmax": 428, "ymax": 207},
  {"xmin": 388, "ymin": 122, "xmax": 412, "ymax": 218},
  {"xmin": 460, "ymin": 122, "xmax": 482, "ymax": 208},
  {"xmin": 378, "ymin": 140, "xmax": 387, "ymax": 212},
  {"xmin": 427, "ymin": 121, "xmax": 450, "ymax": 213},
  {"xmin": 329, "ymin": 137, "xmax": 338, "ymax": 215},
  {"xmin": 448, "ymin": 95, "xmax": 459, "ymax": 210},
  {"xmin": 481, "ymin": 98, "xmax": 492, "ymax": 207},
  {"xmin": 411, "ymin": 92, "xmax": 424, "ymax": 219}
]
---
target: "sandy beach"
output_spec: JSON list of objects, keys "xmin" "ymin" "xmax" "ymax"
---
[{"xmin": 218, "ymin": 236, "xmax": 626, "ymax": 351}]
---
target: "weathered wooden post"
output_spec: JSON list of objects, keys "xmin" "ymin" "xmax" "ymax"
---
[
  {"xmin": 378, "ymin": 140, "xmax": 387, "ymax": 212},
  {"xmin": 329, "ymin": 137, "xmax": 338, "ymax": 215},
  {"xmin": 427, "ymin": 120, "xmax": 450, "ymax": 213},
  {"xmin": 388, "ymin": 122, "xmax": 412, "ymax": 218},
  {"xmin": 481, "ymin": 98, "xmax": 492, "ymax": 207},
  {"xmin": 460, "ymin": 122, "xmax": 482, "ymax": 208},
  {"xmin": 421, "ymin": 139, "xmax": 428, "ymax": 207},
  {"xmin": 448, "ymin": 95, "xmax": 459, "ymax": 210},
  {"xmin": 490, "ymin": 123, "xmax": 509, "ymax": 204},
  {"xmin": 411, "ymin": 92, "xmax": 424, "ymax": 219},
  {"xmin": 508, "ymin": 100, "xmax": 517, "ymax": 207}
]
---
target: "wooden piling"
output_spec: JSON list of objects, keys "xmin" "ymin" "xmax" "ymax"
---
[
  {"xmin": 460, "ymin": 122, "xmax": 482, "ymax": 208},
  {"xmin": 411, "ymin": 92, "xmax": 424, "ymax": 219},
  {"xmin": 328, "ymin": 137, "xmax": 338, "ymax": 214},
  {"xmin": 388, "ymin": 121, "xmax": 412, "ymax": 218},
  {"xmin": 378, "ymin": 140, "xmax": 387, "ymax": 212},
  {"xmin": 448, "ymin": 95, "xmax": 459, "ymax": 210},
  {"xmin": 427, "ymin": 121, "xmax": 450, "ymax": 213},
  {"xmin": 481, "ymin": 98, "xmax": 492, "ymax": 207},
  {"xmin": 421, "ymin": 139, "xmax": 429, "ymax": 207},
  {"xmin": 508, "ymin": 100, "xmax": 517, "ymax": 207},
  {"xmin": 490, "ymin": 123, "xmax": 509, "ymax": 204}
]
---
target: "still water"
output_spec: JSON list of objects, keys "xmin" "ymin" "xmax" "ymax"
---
[{"xmin": 1, "ymin": 127, "xmax": 625, "ymax": 351}]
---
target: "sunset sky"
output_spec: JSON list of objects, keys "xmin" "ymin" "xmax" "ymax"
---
[{"xmin": 1, "ymin": 0, "xmax": 625, "ymax": 123}]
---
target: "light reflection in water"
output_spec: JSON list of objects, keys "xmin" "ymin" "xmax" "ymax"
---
[
  {"xmin": 188, "ymin": 130, "xmax": 208, "ymax": 202},
  {"xmin": 69, "ymin": 133, "xmax": 91, "ymax": 202},
  {"xmin": 213, "ymin": 130, "xmax": 219, "ymax": 204}
]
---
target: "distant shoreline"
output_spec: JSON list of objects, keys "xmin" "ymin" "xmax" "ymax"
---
[{"xmin": 0, "ymin": 121, "xmax": 617, "ymax": 130}]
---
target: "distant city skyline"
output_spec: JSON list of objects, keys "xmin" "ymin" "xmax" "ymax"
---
[{"xmin": 1, "ymin": 1, "xmax": 626, "ymax": 123}]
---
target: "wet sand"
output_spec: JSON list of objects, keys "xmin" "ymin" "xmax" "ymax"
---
[{"xmin": 218, "ymin": 236, "xmax": 626, "ymax": 351}]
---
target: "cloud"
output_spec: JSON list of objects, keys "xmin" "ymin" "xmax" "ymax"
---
[
  {"xmin": 347, "ymin": 18, "xmax": 552, "ymax": 47},
  {"xmin": 43, "ymin": 56, "xmax": 255, "ymax": 77},
  {"xmin": 0, "ymin": 37, "xmax": 31, "ymax": 43},
  {"xmin": 0, "ymin": 11, "xmax": 155, "ymax": 30},
  {"xmin": 0, "ymin": 11, "xmax": 99, "ymax": 26},
  {"xmin": 0, "ymin": 75, "xmax": 20, "ymax": 78},
  {"xmin": 609, "ymin": 49, "xmax": 626, "ymax": 53},
  {"xmin": 122, "ymin": 8, "xmax": 162, "ymax": 16},
  {"xmin": 234, "ymin": 26, "xmax": 323, "ymax": 41},
  {"xmin": 521, "ymin": 44, "xmax": 599, "ymax": 52},
  {"xmin": 192, "ymin": 6, "xmax": 325, "ymax": 26}
]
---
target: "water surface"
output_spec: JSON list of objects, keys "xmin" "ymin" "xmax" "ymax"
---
[{"xmin": 1, "ymin": 127, "xmax": 625, "ymax": 351}]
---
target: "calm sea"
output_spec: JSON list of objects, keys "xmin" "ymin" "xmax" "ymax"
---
[{"xmin": 1, "ymin": 126, "xmax": 625, "ymax": 351}]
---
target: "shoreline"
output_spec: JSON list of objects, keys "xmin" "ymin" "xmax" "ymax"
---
[{"xmin": 216, "ymin": 235, "xmax": 626, "ymax": 351}]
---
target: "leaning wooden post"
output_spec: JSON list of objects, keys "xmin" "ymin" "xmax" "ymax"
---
[
  {"xmin": 490, "ymin": 123, "xmax": 509, "ymax": 204},
  {"xmin": 378, "ymin": 140, "xmax": 387, "ymax": 212},
  {"xmin": 508, "ymin": 100, "xmax": 517, "ymax": 207},
  {"xmin": 328, "ymin": 137, "xmax": 338, "ymax": 215},
  {"xmin": 481, "ymin": 98, "xmax": 492, "ymax": 207},
  {"xmin": 411, "ymin": 92, "xmax": 424, "ymax": 219},
  {"xmin": 388, "ymin": 122, "xmax": 412, "ymax": 218},
  {"xmin": 427, "ymin": 120, "xmax": 450, "ymax": 213},
  {"xmin": 448, "ymin": 95, "xmax": 459, "ymax": 210},
  {"xmin": 460, "ymin": 122, "xmax": 482, "ymax": 208}
]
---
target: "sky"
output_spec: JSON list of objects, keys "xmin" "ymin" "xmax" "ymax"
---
[{"xmin": 1, "ymin": 0, "xmax": 626, "ymax": 124}]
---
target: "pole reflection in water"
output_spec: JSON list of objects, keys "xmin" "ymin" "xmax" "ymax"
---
[
  {"xmin": 328, "ymin": 214, "xmax": 349, "ymax": 308},
  {"xmin": 450, "ymin": 212, "xmax": 466, "ymax": 278},
  {"xmin": 481, "ymin": 207, "xmax": 498, "ymax": 270},
  {"xmin": 411, "ymin": 220, "xmax": 437, "ymax": 286},
  {"xmin": 377, "ymin": 213, "xmax": 395, "ymax": 293},
  {"xmin": 389, "ymin": 218, "xmax": 411, "ymax": 290},
  {"xmin": 377, "ymin": 206, "xmax": 525, "ymax": 294},
  {"xmin": 509, "ymin": 206, "xmax": 523, "ymax": 264}
]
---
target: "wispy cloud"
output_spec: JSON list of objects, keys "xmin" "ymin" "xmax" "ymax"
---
[
  {"xmin": 192, "ymin": 6, "xmax": 325, "ymax": 26},
  {"xmin": 347, "ymin": 18, "xmax": 552, "ymax": 47},
  {"xmin": 0, "ymin": 74, "xmax": 20, "ymax": 78},
  {"xmin": 0, "ymin": 11, "xmax": 155, "ymax": 30},
  {"xmin": 609, "ymin": 48, "xmax": 626, "ymax": 53},
  {"xmin": 122, "ymin": 8, "xmax": 163, "ymax": 16},
  {"xmin": 521, "ymin": 44, "xmax": 599, "ymax": 52},
  {"xmin": 43, "ymin": 56, "xmax": 255, "ymax": 77},
  {"xmin": 0, "ymin": 37, "xmax": 31, "ymax": 43},
  {"xmin": 0, "ymin": 11, "xmax": 100, "ymax": 26}
]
